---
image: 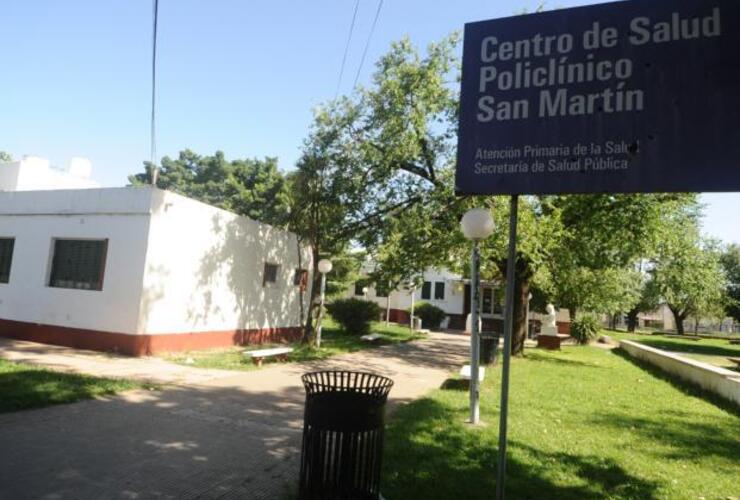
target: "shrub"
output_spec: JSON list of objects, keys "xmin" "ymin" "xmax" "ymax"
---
[
  {"xmin": 410, "ymin": 302, "xmax": 447, "ymax": 330},
  {"xmin": 570, "ymin": 314, "xmax": 600, "ymax": 345},
  {"xmin": 326, "ymin": 298, "xmax": 381, "ymax": 336}
]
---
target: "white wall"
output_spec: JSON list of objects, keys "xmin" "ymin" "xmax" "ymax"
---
[
  {"xmin": 138, "ymin": 190, "xmax": 311, "ymax": 334},
  {"xmin": 0, "ymin": 188, "xmax": 151, "ymax": 334},
  {"xmin": 0, "ymin": 157, "xmax": 99, "ymax": 191},
  {"xmin": 348, "ymin": 268, "xmax": 467, "ymax": 316},
  {"xmin": 620, "ymin": 340, "xmax": 740, "ymax": 407}
]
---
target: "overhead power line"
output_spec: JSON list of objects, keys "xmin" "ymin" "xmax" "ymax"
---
[
  {"xmin": 150, "ymin": 0, "xmax": 159, "ymax": 185},
  {"xmin": 335, "ymin": 0, "xmax": 360, "ymax": 99},
  {"xmin": 353, "ymin": 0, "xmax": 384, "ymax": 88}
]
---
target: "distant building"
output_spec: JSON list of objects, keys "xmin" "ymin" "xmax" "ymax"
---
[
  {"xmin": 0, "ymin": 187, "xmax": 311, "ymax": 355},
  {"xmin": 0, "ymin": 156, "xmax": 100, "ymax": 191},
  {"xmin": 348, "ymin": 267, "xmax": 570, "ymax": 333}
]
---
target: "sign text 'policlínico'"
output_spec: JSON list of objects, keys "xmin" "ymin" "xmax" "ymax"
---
[{"xmin": 455, "ymin": 0, "xmax": 740, "ymax": 195}]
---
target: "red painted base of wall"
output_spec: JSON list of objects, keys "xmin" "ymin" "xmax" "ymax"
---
[{"xmin": 0, "ymin": 318, "xmax": 303, "ymax": 357}]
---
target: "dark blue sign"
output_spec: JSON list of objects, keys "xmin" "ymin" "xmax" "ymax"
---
[{"xmin": 456, "ymin": 0, "xmax": 740, "ymax": 195}]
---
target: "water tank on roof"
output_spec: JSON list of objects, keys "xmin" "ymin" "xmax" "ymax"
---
[{"xmin": 67, "ymin": 157, "xmax": 92, "ymax": 178}]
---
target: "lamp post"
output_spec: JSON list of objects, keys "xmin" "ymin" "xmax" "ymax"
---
[
  {"xmin": 461, "ymin": 208, "xmax": 494, "ymax": 424},
  {"xmin": 409, "ymin": 285, "xmax": 416, "ymax": 330},
  {"xmin": 316, "ymin": 259, "xmax": 333, "ymax": 348}
]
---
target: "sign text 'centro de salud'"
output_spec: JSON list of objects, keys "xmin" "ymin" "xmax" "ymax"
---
[{"xmin": 455, "ymin": 0, "xmax": 740, "ymax": 195}]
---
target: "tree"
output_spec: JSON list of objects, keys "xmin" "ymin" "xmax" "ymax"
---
[
  {"xmin": 129, "ymin": 150, "xmax": 291, "ymax": 227},
  {"xmin": 625, "ymin": 272, "xmax": 661, "ymax": 332},
  {"xmin": 652, "ymin": 230, "xmax": 727, "ymax": 335},
  {"xmin": 720, "ymin": 244, "xmax": 740, "ymax": 323},
  {"xmin": 0, "ymin": 151, "xmax": 12, "ymax": 162},
  {"xmin": 550, "ymin": 193, "xmax": 698, "ymax": 322}
]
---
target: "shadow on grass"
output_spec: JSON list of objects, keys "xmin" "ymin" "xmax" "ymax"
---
[
  {"xmin": 524, "ymin": 350, "xmax": 604, "ymax": 368},
  {"xmin": 613, "ymin": 349, "xmax": 740, "ymax": 416},
  {"xmin": 634, "ymin": 339, "xmax": 740, "ymax": 358},
  {"xmin": 590, "ymin": 410, "xmax": 740, "ymax": 462},
  {"xmin": 440, "ymin": 378, "xmax": 468, "ymax": 391},
  {"xmin": 382, "ymin": 397, "xmax": 661, "ymax": 500}
]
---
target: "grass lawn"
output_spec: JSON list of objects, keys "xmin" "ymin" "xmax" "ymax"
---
[
  {"xmin": 382, "ymin": 346, "xmax": 740, "ymax": 500},
  {"xmin": 163, "ymin": 317, "xmax": 425, "ymax": 371},
  {"xmin": 0, "ymin": 359, "xmax": 142, "ymax": 413},
  {"xmin": 607, "ymin": 330, "xmax": 740, "ymax": 370}
]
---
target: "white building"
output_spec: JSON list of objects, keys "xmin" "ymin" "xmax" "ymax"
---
[
  {"xmin": 351, "ymin": 266, "xmax": 571, "ymax": 332},
  {"xmin": 0, "ymin": 156, "xmax": 100, "ymax": 191},
  {"xmin": 0, "ymin": 187, "xmax": 311, "ymax": 355}
]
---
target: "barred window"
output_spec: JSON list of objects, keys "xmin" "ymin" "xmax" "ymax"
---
[
  {"xmin": 434, "ymin": 281, "xmax": 445, "ymax": 300},
  {"xmin": 49, "ymin": 239, "xmax": 108, "ymax": 291},
  {"xmin": 421, "ymin": 281, "xmax": 432, "ymax": 300},
  {"xmin": 263, "ymin": 262, "xmax": 280, "ymax": 286},
  {"xmin": 0, "ymin": 238, "xmax": 15, "ymax": 284}
]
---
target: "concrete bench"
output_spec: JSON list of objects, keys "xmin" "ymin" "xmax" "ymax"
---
[
  {"xmin": 360, "ymin": 333, "xmax": 387, "ymax": 342},
  {"xmin": 459, "ymin": 365, "xmax": 485, "ymax": 382},
  {"xmin": 244, "ymin": 347, "xmax": 294, "ymax": 366}
]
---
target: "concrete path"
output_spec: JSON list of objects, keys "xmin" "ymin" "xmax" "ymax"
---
[
  {"xmin": 0, "ymin": 332, "xmax": 469, "ymax": 499},
  {"xmin": 0, "ymin": 337, "xmax": 235, "ymax": 385}
]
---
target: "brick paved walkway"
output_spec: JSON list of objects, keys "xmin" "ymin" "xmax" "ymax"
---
[{"xmin": 0, "ymin": 332, "xmax": 468, "ymax": 499}]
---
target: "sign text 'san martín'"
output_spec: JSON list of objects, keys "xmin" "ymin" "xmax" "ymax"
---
[{"xmin": 456, "ymin": 0, "xmax": 740, "ymax": 195}]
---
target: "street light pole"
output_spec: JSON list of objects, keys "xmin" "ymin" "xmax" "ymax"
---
[
  {"xmin": 316, "ymin": 259, "xmax": 333, "ymax": 348},
  {"xmin": 469, "ymin": 240, "xmax": 482, "ymax": 423},
  {"xmin": 460, "ymin": 208, "xmax": 495, "ymax": 426}
]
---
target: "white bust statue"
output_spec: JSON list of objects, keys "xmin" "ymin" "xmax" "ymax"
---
[{"xmin": 541, "ymin": 304, "xmax": 558, "ymax": 336}]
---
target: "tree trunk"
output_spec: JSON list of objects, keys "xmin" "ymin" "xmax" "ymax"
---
[
  {"xmin": 302, "ymin": 244, "xmax": 321, "ymax": 343},
  {"xmin": 626, "ymin": 308, "xmax": 639, "ymax": 332},
  {"xmin": 511, "ymin": 276, "xmax": 530, "ymax": 356},
  {"xmin": 569, "ymin": 305, "xmax": 578, "ymax": 323},
  {"xmin": 694, "ymin": 318, "xmax": 699, "ymax": 335},
  {"xmin": 669, "ymin": 306, "xmax": 685, "ymax": 335},
  {"xmin": 496, "ymin": 255, "xmax": 533, "ymax": 356}
]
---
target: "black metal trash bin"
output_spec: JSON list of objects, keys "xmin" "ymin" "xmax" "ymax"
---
[
  {"xmin": 480, "ymin": 332, "xmax": 500, "ymax": 365},
  {"xmin": 299, "ymin": 371, "xmax": 394, "ymax": 500}
]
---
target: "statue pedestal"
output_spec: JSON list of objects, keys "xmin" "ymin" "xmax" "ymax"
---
[
  {"xmin": 537, "ymin": 333, "xmax": 570, "ymax": 350},
  {"xmin": 540, "ymin": 325, "xmax": 558, "ymax": 336}
]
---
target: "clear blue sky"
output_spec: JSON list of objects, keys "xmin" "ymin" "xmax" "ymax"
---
[{"xmin": 1, "ymin": 0, "xmax": 738, "ymax": 244}]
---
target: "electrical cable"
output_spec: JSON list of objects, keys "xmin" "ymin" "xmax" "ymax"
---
[
  {"xmin": 353, "ymin": 0, "xmax": 384, "ymax": 88},
  {"xmin": 335, "ymin": 0, "xmax": 360, "ymax": 99}
]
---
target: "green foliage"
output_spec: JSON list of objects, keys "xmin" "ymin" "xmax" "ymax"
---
[
  {"xmin": 129, "ymin": 150, "xmax": 291, "ymax": 227},
  {"xmin": 326, "ymin": 298, "xmax": 381, "ymax": 336},
  {"xmin": 0, "ymin": 151, "xmax": 12, "ymax": 162},
  {"xmin": 410, "ymin": 302, "xmax": 446, "ymax": 329},
  {"xmin": 570, "ymin": 314, "xmax": 600, "ymax": 345},
  {"xmin": 0, "ymin": 359, "xmax": 142, "ymax": 413},
  {"xmin": 651, "ymin": 220, "xmax": 727, "ymax": 333},
  {"xmin": 720, "ymin": 244, "xmax": 740, "ymax": 322},
  {"xmin": 551, "ymin": 194, "xmax": 700, "ymax": 318}
]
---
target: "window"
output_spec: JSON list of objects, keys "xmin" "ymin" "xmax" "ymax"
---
[
  {"xmin": 434, "ymin": 281, "xmax": 445, "ymax": 300},
  {"xmin": 375, "ymin": 283, "xmax": 389, "ymax": 298},
  {"xmin": 354, "ymin": 281, "xmax": 365, "ymax": 296},
  {"xmin": 293, "ymin": 268, "xmax": 308, "ymax": 290},
  {"xmin": 49, "ymin": 239, "xmax": 108, "ymax": 291},
  {"xmin": 421, "ymin": 281, "xmax": 432, "ymax": 300},
  {"xmin": 263, "ymin": 263, "xmax": 280, "ymax": 286},
  {"xmin": 0, "ymin": 238, "xmax": 14, "ymax": 284}
]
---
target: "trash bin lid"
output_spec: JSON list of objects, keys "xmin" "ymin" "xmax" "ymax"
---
[{"xmin": 302, "ymin": 371, "xmax": 393, "ymax": 399}]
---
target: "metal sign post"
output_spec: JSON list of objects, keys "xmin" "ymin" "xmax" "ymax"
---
[{"xmin": 496, "ymin": 195, "xmax": 518, "ymax": 500}]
